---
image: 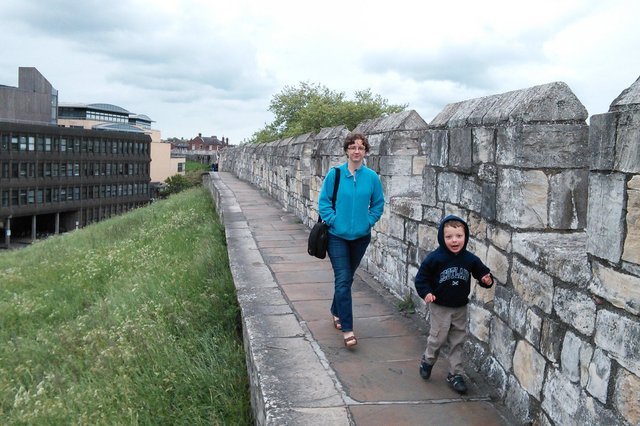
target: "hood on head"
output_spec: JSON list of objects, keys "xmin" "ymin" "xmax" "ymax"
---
[{"xmin": 437, "ymin": 214, "xmax": 469, "ymax": 254}]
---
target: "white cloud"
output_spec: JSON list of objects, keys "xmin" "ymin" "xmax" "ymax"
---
[{"xmin": 1, "ymin": 0, "xmax": 638, "ymax": 142}]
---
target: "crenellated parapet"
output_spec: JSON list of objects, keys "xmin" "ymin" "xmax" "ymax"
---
[{"xmin": 219, "ymin": 77, "xmax": 640, "ymax": 426}]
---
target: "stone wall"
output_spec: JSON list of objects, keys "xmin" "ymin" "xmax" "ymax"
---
[{"xmin": 220, "ymin": 78, "xmax": 640, "ymax": 425}]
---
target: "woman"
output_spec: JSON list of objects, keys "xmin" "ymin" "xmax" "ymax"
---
[{"xmin": 318, "ymin": 133, "xmax": 385, "ymax": 348}]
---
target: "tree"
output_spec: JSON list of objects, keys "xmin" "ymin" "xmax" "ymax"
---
[
  {"xmin": 247, "ymin": 82, "xmax": 407, "ymax": 143},
  {"xmin": 160, "ymin": 174, "xmax": 192, "ymax": 196}
]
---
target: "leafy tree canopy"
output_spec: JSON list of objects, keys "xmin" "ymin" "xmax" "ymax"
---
[{"xmin": 246, "ymin": 82, "xmax": 407, "ymax": 144}]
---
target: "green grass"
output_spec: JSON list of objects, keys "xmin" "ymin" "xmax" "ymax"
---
[
  {"xmin": 185, "ymin": 160, "xmax": 211, "ymax": 172},
  {"xmin": 0, "ymin": 187, "xmax": 252, "ymax": 425}
]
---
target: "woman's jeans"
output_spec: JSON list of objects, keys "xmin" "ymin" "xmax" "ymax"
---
[{"xmin": 328, "ymin": 233, "xmax": 371, "ymax": 332}]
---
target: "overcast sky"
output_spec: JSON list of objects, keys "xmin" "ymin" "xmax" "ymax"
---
[{"xmin": 1, "ymin": 0, "xmax": 638, "ymax": 143}]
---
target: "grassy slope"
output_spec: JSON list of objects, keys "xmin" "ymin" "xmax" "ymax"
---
[{"xmin": 0, "ymin": 187, "xmax": 251, "ymax": 425}]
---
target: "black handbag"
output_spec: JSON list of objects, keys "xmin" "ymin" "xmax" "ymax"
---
[{"xmin": 308, "ymin": 168, "xmax": 340, "ymax": 259}]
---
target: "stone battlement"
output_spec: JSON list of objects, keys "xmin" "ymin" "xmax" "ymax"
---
[{"xmin": 220, "ymin": 78, "xmax": 640, "ymax": 425}]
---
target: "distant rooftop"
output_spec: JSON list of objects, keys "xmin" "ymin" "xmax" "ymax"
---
[{"xmin": 58, "ymin": 102, "xmax": 130, "ymax": 115}]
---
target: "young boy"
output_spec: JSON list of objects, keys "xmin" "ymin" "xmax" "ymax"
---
[{"xmin": 414, "ymin": 214, "xmax": 493, "ymax": 394}]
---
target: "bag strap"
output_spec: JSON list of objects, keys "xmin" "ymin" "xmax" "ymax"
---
[
  {"xmin": 331, "ymin": 167, "xmax": 340, "ymax": 210},
  {"xmin": 318, "ymin": 167, "xmax": 340, "ymax": 223}
]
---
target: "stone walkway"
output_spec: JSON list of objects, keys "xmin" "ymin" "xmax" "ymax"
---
[{"xmin": 207, "ymin": 171, "xmax": 517, "ymax": 426}]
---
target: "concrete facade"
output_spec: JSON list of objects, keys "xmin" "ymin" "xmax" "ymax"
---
[{"xmin": 218, "ymin": 77, "xmax": 640, "ymax": 425}]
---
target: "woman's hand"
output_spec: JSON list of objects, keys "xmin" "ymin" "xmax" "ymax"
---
[{"xmin": 424, "ymin": 293, "xmax": 436, "ymax": 303}]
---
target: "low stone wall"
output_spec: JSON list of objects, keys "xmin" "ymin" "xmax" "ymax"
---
[{"xmin": 220, "ymin": 78, "xmax": 640, "ymax": 425}]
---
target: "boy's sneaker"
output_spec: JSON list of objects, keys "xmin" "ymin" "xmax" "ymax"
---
[
  {"xmin": 419, "ymin": 356, "xmax": 433, "ymax": 380},
  {"xmin": 447, "ymin": 373, "xmax": 468, "ymax": 394}
]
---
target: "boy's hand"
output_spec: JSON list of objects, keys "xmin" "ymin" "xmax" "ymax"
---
[
  {"xmin": 481, "ymin": 273, "xmax": 493, "ymax": 287},
  {"xmin": 424, "ymin": 293, "xmax": 436, "ymax": 303}
]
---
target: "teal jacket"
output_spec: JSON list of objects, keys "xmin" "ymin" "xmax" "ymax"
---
[{"xmin": 318, "ymin": 162, "xmax": 384, "ymax": 240}]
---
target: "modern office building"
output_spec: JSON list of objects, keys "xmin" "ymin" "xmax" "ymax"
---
[
  {"xmin": 0, "ymin": 67, "xmax": 152, "ymax": 248},
  {"xmin": 57, "ymin": 101, "xmax": 185, "ymax": 185}
]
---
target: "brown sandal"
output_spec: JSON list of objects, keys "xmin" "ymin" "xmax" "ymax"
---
[
  {"xmin": 344, "ymin": 335, "xmax": 357, "ymax": 348},
  {"xmin": 332, "ymin": 316, "xmax": 342, "ymax": 330}
]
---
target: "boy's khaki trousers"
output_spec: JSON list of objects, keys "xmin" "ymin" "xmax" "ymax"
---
[{"xmin": 423, "ymin": 303, "xmax": 467, "ymax": 375}]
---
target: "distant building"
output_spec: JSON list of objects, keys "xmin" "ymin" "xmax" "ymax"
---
[
  {"xmin": 170, "ymin": 133, "xmax": 230, "ymax": 166},
  {"xmin": 0, "ymin": 67, "xmax": 152, "ymax": 248},
  {"xmin": 58, "ymin": 102, "xmax": 184, "ymax": 185}
]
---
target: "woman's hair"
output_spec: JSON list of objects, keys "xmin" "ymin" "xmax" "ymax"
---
[{"xmin": 343, "ymin": 133, "xmax": 370, "ymax": 153}]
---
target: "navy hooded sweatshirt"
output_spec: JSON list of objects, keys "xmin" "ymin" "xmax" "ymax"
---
[{"xmin": 414, "ymin": 215, "xmax": 492, "ymax": 308}]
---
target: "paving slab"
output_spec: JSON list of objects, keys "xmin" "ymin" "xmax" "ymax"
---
[{"xmin": 206, "ymin": 172, "xmax": 517, "ymax": 426}]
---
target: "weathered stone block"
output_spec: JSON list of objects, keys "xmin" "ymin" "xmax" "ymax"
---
[
  {"xmin": 497, "ymin": 168, "xmax": 548, "ymax": 229},
  {"xmin": 505, "ymin": 375, "xmax": 532, "ymax": 424},
  {"xmin": 483, "ymin": 356, "xmax": 508, "ymax": 399},
  {"xmin": 508, "ymin": 295, "xmax": 528, "ymax": 337},
  {"xmin": 487, "ymin": 224, "xmax": 512, "ymax": 252},
  {"xmin": 525, "ymin": 309, "xmax": 542, "ymax": 347},
  {"xmin": 586, "ymin": 348, "xmax": 611, "ymax": 404},
  {"xmin": 588, "ymin": 112, "xmax": 617, "ymax": 171},
  {"xmin": 490, "ymin": 316, "xmax": 516, "ymax": 371},
  {"xmin": 591, "ymin": 262, "xmax": 640, "ymax": 315},
  {"xmin": 422, "ymin": 206, "xmax": 444, "ymax": 224},
  {"xmin": 615, "ymin": 368, "xmax": 640, "ymax": 426},
  {"xmin": 417, "ymin": 224, "xmax": 438, "ymax": 253},
  {"xmin": 513, "ymin": 340, "xmax": 546, "ymax": 398},
  {"xmin": 461, "ymin": 177, "xmax": 482, "ymax": 213},
  {"xmin": 549, "ymin": 169, "xmax": 588, "ymax": 230},
  {"xmin": 437, "ymin": 171, "xmax": 463, "ymax": 205},
  {"xmin": 614, "ymin": 111, "xmax": 640, "ymax": 173},
  {"xmin": 587, "ymin": 172, "xmax": 625, "ymax": 262},
  {"xmin": 472, "ymin": 126, "xmax": 496, "ymax": 164},
  {"xmin": 421, "ymin": 167, "xmax": 437, "ymax": 206},
  {"xmin": 384, "ymin": 213, "xmax": 406, "ymax": 240},
  {"xmin": 412, "ymin": 155, "xmax": 426, "ymax": 176},
  {"xmin": 561, "ymin": 331, "xmax": 592, "ymax": 384},
  {"xmin": 553, "ymin": 287, "xmax": 596, "ymax": 335},
  {"xmin": 594, "ymin": 309, "xmax": 640, "ymax": 376},
  {"xmin": 497, "ymin": 124, "xmax": 588, "ymax": 168},
  {"xmin": 378, "ymin": 133, "xmax": 422, "ymax": 156},
  {"xmin": 542, "ymin": 368, "xmax": 581, "ymax": 426},
  {"xmin": 577, "ymin": 395, "xmax": 621, "ymax": 426},
  {"xmin": 405, "ymin": 220, "xmax": 419, "ymax": 246},
  {"xmin": 467, "ymin": 212, "xmax": 487, "ymax": 240},
  {"xmin": 512, "ymin": 231, "xmax": 590, "ymax": 286},
  {"xmin": 541, "ymin": 318, "xmax": 563, "ymax": 364},
  {"xmin": 448, "ymin": 127, "xmax": 473, "ymax": 172},
  {"xmin": 390, "ymin": 197, "xmax": 423, "ymax": 222},
  {"xmin": 487, "ymin": 244, "xmax": 509, "ymax": 284},
  {"xmin": 420, "ymin": 129, "xmax": 448, "ymax": 167},
  {"xmin": 379, "ymin": 155, "xmax": 414, "ymax": 176},
  {"xmin": 468, "ymin": 304, "xmax": 492, "ymax": 342},
  {"xmin": 623, "ymin": 175, "xmax": 640, "ymax": 265},
  {"xmin": 478, "ymin": 163, "xmax": 497, "ymax": 183},
  {"xmin": 384, "ymin": 175, "xmax": 423, "ymax": 197},
  {"xmin": 511, "ymin": 259, "xmax": 554, "ymax": 314},
  {"xmin": 494, "ymin": 285, "xmax": 512, "ymax": 323}
]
